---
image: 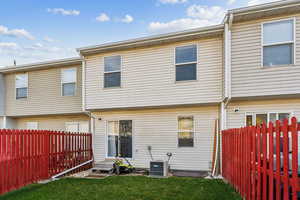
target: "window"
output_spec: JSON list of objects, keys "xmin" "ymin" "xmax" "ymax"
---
[
  {"xmin": 178, "ymin": 116, "xmax": 194, "ymax": 147},
  {"xmin": 246, "ymin": 112, "xmax": 291, "ymax": 126},
  {"xmin": 26, "ymin": 122, "xmax": 38, "ymax": 130},
  {"xmin": 104, "ymin": 56, "xmax": 121, "ymax": 88},
  {"xmin": 16, "ymin": 73, "xmax": 28, "ymax": 99},
  {"xmin": 175, "ymin": 45, "xmax": 197, "ymax": 81},
  {"xmin": 107, "ymin": 120, "xmax": 132, "ymax": 158},
  {"xmin": 62, "ymin": 68, "xmax": 76, "ymax": 96},
  {"xmin": 262, "ymin": 19, "xmax": 295, "ymax": 66},
  {"xmin": 65, "ymin": 122, "xmax": 89, "ymax": 133}
]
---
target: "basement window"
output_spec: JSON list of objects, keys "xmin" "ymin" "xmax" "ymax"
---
[
  {"xmin": 262, "ymin": 19, "xmax": 295, "ymax": 67},
  {"xmin": 178, "ymin": 116, "xmax": 194, "ymax": 147}
]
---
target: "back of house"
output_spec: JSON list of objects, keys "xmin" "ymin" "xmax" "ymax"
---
[
  {"xmin": 1, "ymin": 0, "xmax": 300, "ymax": 175},
  {"xmin": 0, "ymin": 58, "xmax": 90, "ymax": 132}
]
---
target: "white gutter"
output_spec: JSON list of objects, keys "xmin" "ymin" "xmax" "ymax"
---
[
  {"xmin": 51, "ymin": 159, "xmax": 93, "ymax": 179},
  {"xmin": 0, "ymin": 57, "xmax": 82, "ymax": 73},
  {"xmin": 81, "ymin": 56, "xmax": 86, "ymax": 112},
  {"xmin": 220, "ymin": 13, "xmax": 233, "ymax": 175}
]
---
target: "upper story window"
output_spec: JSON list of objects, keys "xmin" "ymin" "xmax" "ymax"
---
[
  {"xmin": 104, "ymin": 55, "xmax": 121, "ymax": 88},
  {"xmin": 178, "ymin": 116, "xmax": 194, "ymax": 147},
  {"xmin": 15, "ymin": 73, "xmax": 28, "ymax": 99},
  {"xmin": 175, "ymin": 45, "xmax": 197, "ymax": 82},
  {"xmin": 62, "ymin": 68, "xmax": 77, "ymax": 96},
  {"xmin": 263, "ymin": 19, "xmax": 295, "ymax": 67}
]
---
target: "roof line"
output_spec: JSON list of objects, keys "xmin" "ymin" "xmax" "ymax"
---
[
  {"xmin": 77, "ymin": 24, "xmax": 224, "ymax": 54},
  {"xmin": 0, "ymin": 57, "xmax": 82, "ymax": 73}
]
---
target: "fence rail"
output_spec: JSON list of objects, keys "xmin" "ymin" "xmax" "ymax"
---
[
  {"xmin": 222, "ymin": 117, "xmax": 299, "ymax": 200},
  {"xmin": 0, "ymin": 129, "xmax": 93, "ymax": 195}
]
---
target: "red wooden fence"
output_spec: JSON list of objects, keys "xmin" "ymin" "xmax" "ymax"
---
[
  {"xmin": 222, "ymin": 117, "xmax": 300, "ymax": 200},
  {"xmin": 0, "ymin": 129, "xmax": 93, "ymax": 195}
]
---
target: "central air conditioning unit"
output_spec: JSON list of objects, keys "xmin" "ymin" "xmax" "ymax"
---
[{"xmin": 149, "ymin": 161, "xmax": 168, "ymax": 177}]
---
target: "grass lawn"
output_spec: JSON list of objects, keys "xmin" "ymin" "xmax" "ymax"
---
[{"xmin": 0, "ymin": 176, "xmax": 241, "ymax": 200}]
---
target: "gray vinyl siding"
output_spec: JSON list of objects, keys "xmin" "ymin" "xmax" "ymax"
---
[
  {"xmin": 231, "ymin": 14, "xmax": 300, "ymax": 97},
  {"xmin": 226, "ymin": 98, "xmax": 300, "ymax": 129},
  {"xmin": 92, "ymin": 106, "xmax": 219, "ymax": 171},
  {"xmin": 85, "ymin": 38, "xmax": 223, "ymax": 110},
  {"xmin": 5, "ymin": 64, "xmax": 83, "ymax": 116},
  {"xmin": 0, "ymin": 74, "xmax": 5, "ymax": 116}
]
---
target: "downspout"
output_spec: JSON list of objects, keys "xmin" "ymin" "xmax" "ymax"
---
[
  {"xmin": 80, "ymin": 54, "xmax": 96, "ymax": 163},
  {"xmin": 81, "ymin": 55, "xmax": 86, "ymax": 112},
  {"xmin": 222, "ymin": 12, "xmax": 233, "ymax": 131},
  {"xmin": 220, "ymin": 13, "xmax": 233, "ymax": 175},
  {"xmin": 79, "ymin": 52, "xmax": 96, "ymax": 160}
]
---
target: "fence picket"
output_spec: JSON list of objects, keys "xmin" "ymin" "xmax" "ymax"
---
[
  {"xmin": 222, "ymin": 117, "xmax": 299, "ymax": 200},
  {"xmin": 0, "ymin": 129, "xmax": 92, "ymax": 196}
]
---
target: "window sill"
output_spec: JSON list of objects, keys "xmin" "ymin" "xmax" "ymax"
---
[
  {"xmin": 177, "ymin": 146, "xmax": 195, "ymax": 148},
  {"xmin": 16, "ymin": 97, "xmax": 28, "ymax": 100},
  {"xmin": 103, "ymin": 86, "xmax": 122, "ymax": 90},
  {"xmin": 261, "ymin": 64, "xmax": 296, "ymax": 69},
  {"xmin": 175, "ymin": 79, "xmax": 198, "ymax": 84}
]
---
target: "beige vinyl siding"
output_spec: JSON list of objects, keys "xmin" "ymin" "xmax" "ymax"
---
[
  {"xmin": 231, "ymin": 14, "xmax": 300, "ymax": 97},
  {"xmin": 5, "ymin": 64, "xmax": 83, "ymax": 116},
  {"xmin": 0, "ymin": 74, "xmax": 4, "ymax": 116},
  {"xmin": 0, "ymin": 117, "xmax": 3, "ymax": 129},
  {"xmin": 85, "ymin": 38, "xmax": 223, "ymax": 110},
  {"xmin": 93, "ymin": 105, "xmax": 219, "ymax": 171},
  {"xmin": 226, "ymin": 98, "xmax": 300, "ymax": 129},
  {"xmin": 14, "ymin": 114, "xmax": 89, "ymax": 131}
]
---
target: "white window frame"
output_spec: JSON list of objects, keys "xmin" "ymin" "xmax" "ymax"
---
[
  {"xmin": 15, "ymin": 73, "xmax": 28, "ymax": 100},
  {"xmin": 61, "ymin": 68, "xmax": 77, "ymax": 96},
  {"xmin": 103, "ymin": 55, "xmax": 122, "ymax": 88},
  {"xmin": 105, "ymin": 120, "xmax": 134, "ymax": 159},
  {"xmin": 65, "ymin": 121, "xmax": 89, "ymax": 133},
  {"xmin": 177, "ymin": 116, "xmax": 195, "ymax": 148},
  {"xmin": 174, "ymin": 44, "xmax": 198, "ymax": 82},
  {"xmin": 261, "ymin": 18, "xmax": 296, "ymax": 67},
  {"xmin": 244, "ymin": 111, "xmax": 294, "ymax": 126},
  {"xmin": 26, "ymin": 122, "xmax": 38, "ymax": 130}
]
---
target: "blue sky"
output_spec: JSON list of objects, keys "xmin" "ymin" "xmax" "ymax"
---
[{"xmin": 0, "ymin": 0, "xmax": 279, "ymax": 66}]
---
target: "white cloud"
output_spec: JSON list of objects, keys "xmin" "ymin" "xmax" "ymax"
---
[
  {"xmin": 228, "ymin": 0, "xmax": 236, "ymax": 5},
  {"xmin": 159, "ymin": 0, "xmax": 187, "ymax": 4},
  {"xmin": 0, "ymin": 42, "xmax": 77, "ymax": 66},
  {"xmin": 121, "ymin": 15, "xmax": 134, "ymax": 23},
  {"xmin": 96, "ymin": 13, "xmax": 110, "ymax": 22},
  {"xmin": 47, "ymin": 8, "xmax": 80, "ymax": 16},
  {"xmin": 0, "ymin": 42, "xmax": 19, "ymax": 49},
  {"xmin": 149, "ymin": 5, "xmax": 225, "ymax": 33},
  {"xmin": 43, "ymin": 36, "xmax": 55, "ymax": 42},
  {"xmin": 187, "ymin": 5, "xmax": 225, "ymax": 20},
  {"xmin": 0, "ymin": 25, "xmax": 34, "ymax": 40},
  {"xmin": 149, "ymin": 18, "xmax": 218, "ymax": 32},
  {"xmin": 248, "ymin": 0, "xmax": 279, "ymax": 6}
]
